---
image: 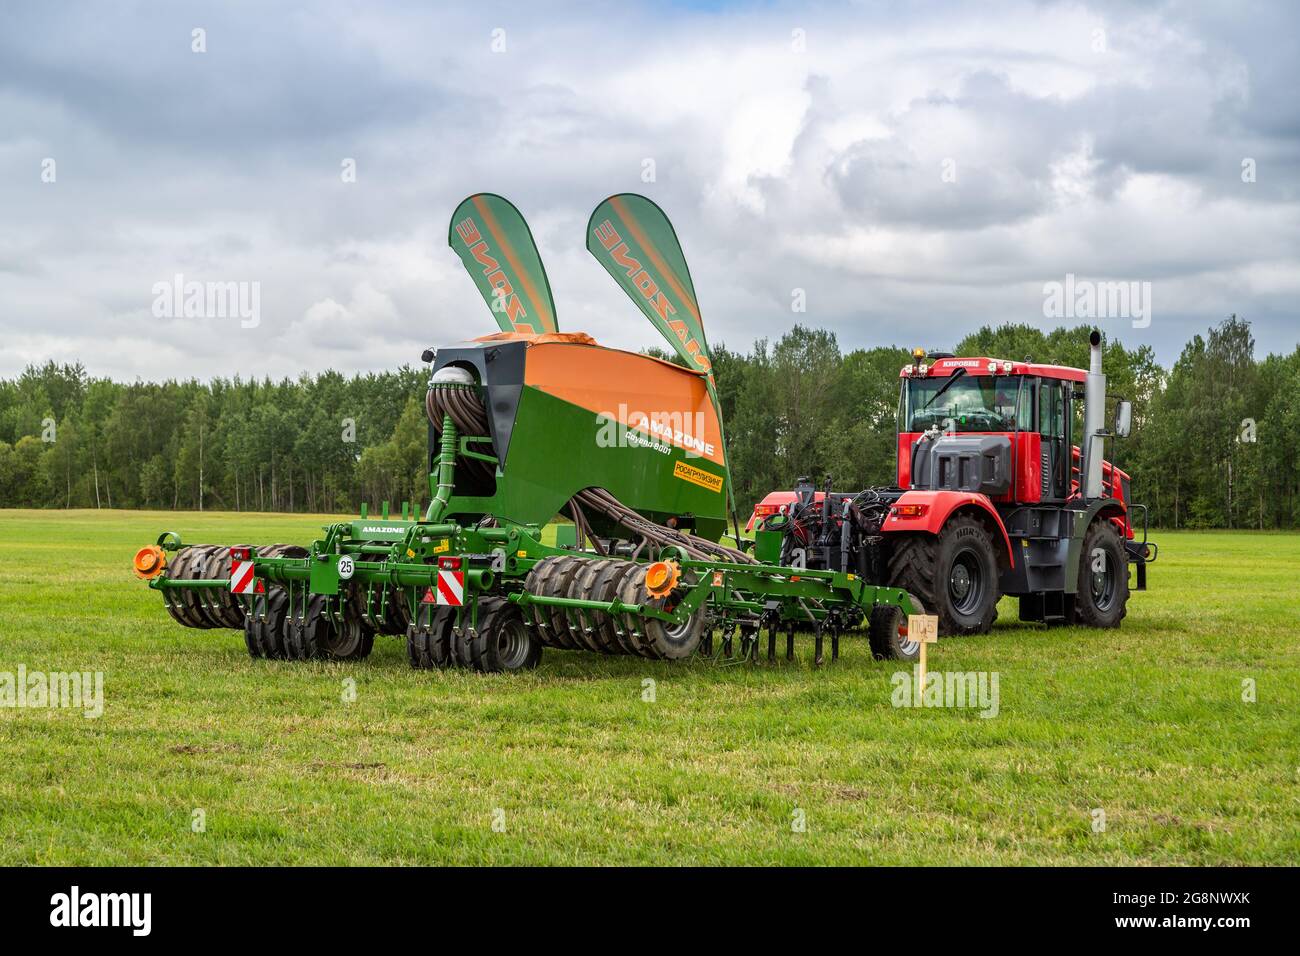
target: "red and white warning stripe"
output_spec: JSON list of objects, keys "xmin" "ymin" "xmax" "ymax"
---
[
  {"xmin": 436, "ymin": 557, "xmax": 464, "ymax": 606},
  {"xmin": 437, "ymin": 567, "xmax": 464, "ymax": 606},
  {"xmin": 229, "ymin": 547, "xmax": 260, "ymax": 594}
]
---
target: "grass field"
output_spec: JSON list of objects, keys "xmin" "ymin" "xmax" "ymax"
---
[{"xmin": 1, "ymin": 509, "xmax": 1297, "ymax": 865}]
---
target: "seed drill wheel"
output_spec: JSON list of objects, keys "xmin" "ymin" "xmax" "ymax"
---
[
  {"xmin": 244, "ymin": 586, "xmax": 291, "ymax": 660},
  {"xmin": 406, "ymin": 606, "xmax": 456, "ymax": 669},
  {"xmin": 282, "ymin": 594, "xmax": 352, "ymax": 661},
  {"xmin": 522, "ymin": 557, "xmax": 565, "ymax": 648},
  {"xmin": 596, "ymin": 560, "xmax": 642, "ymax": 655},
  {"xmin": 568, "ymin": 558, "xmax": 618, "ymax": 653},
  {"xmin": 618, "ymin": 564, "xmax": 706, "ymax": 660},
  {"xmin": 868, "ymin": 601, "xmax": 922, "ymax": 661},
  {"xmin": 539, "ymin": 556, "xmax": 586, "ymax": 650},
  {"xmin": 463, "ymin": 598, "xmax": 542, "ymax": 673}
]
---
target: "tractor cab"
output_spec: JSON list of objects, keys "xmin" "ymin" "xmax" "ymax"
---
[{"xmin": 896, "ymin": 352, "xmax": 1092, "ymax": 507}]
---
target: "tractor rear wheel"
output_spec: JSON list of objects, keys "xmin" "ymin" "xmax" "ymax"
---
[
  {"xmin": 465, "ymin": 599, "xmax": 542, "ymax": 673},
  {"xmin": 1075, "ymin": 520, "xmax": 1128, "ymax": 628},
  {"xmin": 888, "ymin": 514, "xmax": 1000, "ymax": 635},
  {"xmin": 868, "ymin": 602, "xmax": 922, "ymax": 661}
]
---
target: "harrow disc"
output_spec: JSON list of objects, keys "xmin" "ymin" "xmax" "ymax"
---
[{"xmin": 325, "ymin": 615, "xmax": 375, "ymax": 661}]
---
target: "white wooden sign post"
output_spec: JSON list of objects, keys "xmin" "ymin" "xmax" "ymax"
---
[{"xmin": 908, "ymin": 614, "xmax": 940, "ymax": 702}]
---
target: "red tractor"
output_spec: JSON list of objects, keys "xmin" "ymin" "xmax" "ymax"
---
[{"xmin": 757, "ymin": 330, "xmax": 1156, "ymax": 650}]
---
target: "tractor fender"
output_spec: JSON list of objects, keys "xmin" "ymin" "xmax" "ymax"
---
[
  {"xmin": 1063, "ymin": 497, "xmax": 1126, "ymax": 594},
  {"xmin": 880, "ymin": 490, "xmax": 1015, "ymax": 570}
]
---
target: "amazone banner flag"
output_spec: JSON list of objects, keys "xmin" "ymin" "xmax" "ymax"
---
[
  {"xmin": 449, "ymin": 193, "xmax": 558, "ymax": 334},
  {"xmin": 587, "ymin": 194, "xmax": 741, "ymax": 526},
  {"xmin": 586, "ymin": 194, "xmax": 713, "ymax": 380}
]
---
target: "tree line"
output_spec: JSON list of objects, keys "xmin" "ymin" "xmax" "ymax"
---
[{"xmin": 1, "ymin": 316, "xmax": 1296, "ymax": 529}]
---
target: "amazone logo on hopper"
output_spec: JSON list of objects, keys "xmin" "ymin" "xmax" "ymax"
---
[{"xmin": 596, "ymin": 405, "xmax": 715, "ymax": 458}]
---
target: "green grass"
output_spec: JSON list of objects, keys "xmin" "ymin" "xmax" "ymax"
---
[{"xmin": 1, "ymin": 509, "xmax": 1297, "ymax": 865}]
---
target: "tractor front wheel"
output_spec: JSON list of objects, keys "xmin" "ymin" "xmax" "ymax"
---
[
  {"xmin": 888, "ymin": 514, "xmax": 1000, "ymax": 635},
  {"xmin": 1075, "ymin": 520, "xmax": 1129, "ymax": 628}
]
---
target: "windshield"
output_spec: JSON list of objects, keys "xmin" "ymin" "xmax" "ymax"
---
[{"xmin": 902, "ymin": 375, "xmax": 1021, "ymax": 433}]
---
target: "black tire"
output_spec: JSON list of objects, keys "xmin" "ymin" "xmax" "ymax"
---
[
  {"xmin": 466, "ymin": 599, "xmax": 542, "ymax": 673},
  {"xmin": 256, "ymin": 588, "xmax": 290, "ymax": 659},
  {"xmin": 406, "ymin": 607, "xmax": 455, "ymax": 668},
  {"xmin": 523, "ymin": 557, "xmax": 561, "ymax": 648},
  {"xmin": 632, "ymin": 566, "xmax": 707, "ymax": 660},
  {"xmin": 323, "ymin": 615, "xmax": 375, "ymax": 661},
  {"xmin": 282, "ymin": 594, "xmax": 331, "ymax": 661},
  {"xmin": 868, "ymin": 602, "xmax": 922, "ymax": 661},
  {"xmin": 545, "ymin": 557, "xmax": 587, "ymax": 650},
  {"xmin": 563, "ymin": 559, "xmax": 609, "ymax": 653},
  {"xmin": 243, "ymin": 613, "xmax": 263, "ymax": 658},
  {"xmin": 1075, "ymin": 520, "xmax": 1129, "ymax": 628},
  {"xmin": 175, "ymin": 546, "xmax": 219, "ymax": 628},
  {"xmin": 599, "ymin": 561, "xmax": 642, "ymax": 655},
  {"xmin": 888, "ymin": 515, "xmax": 1000, "ymax": 635}
]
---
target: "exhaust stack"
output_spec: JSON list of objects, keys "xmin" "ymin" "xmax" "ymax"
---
[{"xmin": 1083, "ymin": 329, "xmax": 1105, "ymax": 499}]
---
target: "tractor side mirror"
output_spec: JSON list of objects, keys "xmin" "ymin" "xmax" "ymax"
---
[{"xmin": 1113, "ymin": 400, "xmax": 1132, "ymax": 438}]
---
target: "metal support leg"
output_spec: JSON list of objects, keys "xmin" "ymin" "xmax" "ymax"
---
[
  {"xmin": 767, "ymin": 621, "xmax": 777, "ymax": 662},
  {"xmin": 831, "ymin": 625, "xmax": 840, "ymax": 662},
  {"xmin": 786, "ymin": 625, "xmax": 795, "ymax": 661},
  {"xmin": 814, "ymin": 623, "xmax": 824, "ymax": 667}
]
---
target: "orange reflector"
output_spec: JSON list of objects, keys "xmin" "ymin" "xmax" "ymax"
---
[
  {"xmin": 893, "ymin": 504, "xmax": 928, "ymax": 518},
  {"xmin": 643, "ymin": 560, "xmax": 680, "ymax": 599},
  {"xmin": 132, "ymin": 545, "xmax": 167, "ymax": 580},
  {"xmin": 645, "ymin": 562, "xmax": 670, "ymax": 590}
]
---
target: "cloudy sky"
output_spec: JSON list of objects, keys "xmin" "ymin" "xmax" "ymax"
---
[{"xmin": 2, "ymin": 0, "xmax": 1296, "ymax": 381}]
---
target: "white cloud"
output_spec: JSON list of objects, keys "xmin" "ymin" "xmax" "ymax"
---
[{"xmin": 0, "ymin": 0, "xmax": 1297, "ymax": 382}]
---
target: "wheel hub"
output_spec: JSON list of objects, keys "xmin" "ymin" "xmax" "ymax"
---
[{"xmin": 950, "ymin": 564, "xmax": 971, "ymax": 600}]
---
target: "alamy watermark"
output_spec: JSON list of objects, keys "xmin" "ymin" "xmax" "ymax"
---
[
  {"xmin": 1043, "ymin": 273, "xmax": 1151, "ymax": 329},
  {"xmin": 891, "ymin": 666, "xmax": 1000, "ymax": 717},
  {"xmin": 152, "ymin": 274, "xmax": 260, "ymax": 328},
  {"xmin": 596, "ymin": 405, "xmax": 714, "ymax": 459},
  {"xmin": 50, "ymin": 886, "xmax": 150, "ymax": 936},
  {"xmin": 1, "ymin": 665, "xmax": 104, "ymax": 718}
]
